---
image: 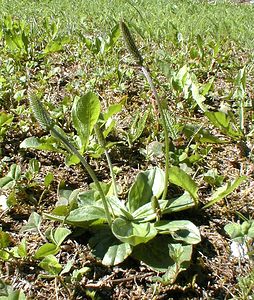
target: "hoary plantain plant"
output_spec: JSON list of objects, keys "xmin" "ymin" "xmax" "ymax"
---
[{"xmin": 27, "ymin": 21, "xmax": 201, "ymax": 283}]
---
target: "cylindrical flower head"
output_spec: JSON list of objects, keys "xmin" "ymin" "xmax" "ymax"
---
[
  {"xmin": 120, "ymin": 20, "xmax": 143, "ymax": 65},
  {"xmin": 29, "ymin": 94, "xmax": 54, "ymax": 131}
]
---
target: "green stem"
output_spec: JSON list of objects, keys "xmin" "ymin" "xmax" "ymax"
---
[
  {"xmin": 94, "ymin": 124, "xmax": 118, "ymax": 198},
  {"xmin": 141, "ymin": 66, "xmax": 170, "ymax": 200},
  {"xmin": 51, "ymin": 127, "xmax": 112, "ymax": 227}
]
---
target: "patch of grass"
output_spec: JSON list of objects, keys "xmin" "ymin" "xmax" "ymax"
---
[{"xmin": 1, "ymin": 0, "xmax": 254, "ymax": 48}]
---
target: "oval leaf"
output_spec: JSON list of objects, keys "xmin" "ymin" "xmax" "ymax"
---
[
  {"xmin": 34, "ymin": 243, "xmax": 59, "ymax": 259},
  {"xmin": 168, "ymin": 166, "xmax": 198, "ymax": 206},
  {"xmin": 155, "ymin": 220, "xmax": 201, "ymax": 244},
  {"xmin": 71, "ymin": 92, "xmax": 100, "ymax": 150},
  {"xmin": 66, "ymin": 206, "xmax": 106, "ymax": 223},
  {"xmin": 127, "ymin": 167, "xmax": 165, "ymax": 213},
  {"xmin": 102, "ymin": 243, "xmax": 132, "ymax": 266},
  {"xmin": 112, "ymin": 218, "xmax": 157, "ymax": 246}
]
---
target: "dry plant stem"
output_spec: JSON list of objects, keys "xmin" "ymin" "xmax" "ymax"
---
[
  {"xmin": 141, "ymin": 66, "xmax": 170, "ymax": 200},
  {"xmin": 51, "ymin": 127, "xmax": 112, "ymax": 227}
]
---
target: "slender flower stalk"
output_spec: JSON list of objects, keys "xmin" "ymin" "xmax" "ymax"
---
[
  {"xmin": 94, "ymin": 124, "xmax": 118, "ymax": 198},
  {"xmin": 120, "ymin": 20, "xmax": 170, "ymax": 199},
  {"xmin": 29, "ymin": 94, "xmax": 112, "ymax": 226}
]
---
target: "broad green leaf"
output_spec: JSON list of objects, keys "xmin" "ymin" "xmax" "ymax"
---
[
  {"xmin": 182, "ymin": 124, "xmax": 226, "ymax": 144},
  {"xmin": 44, "ymin": 40, "xmax": 63, "ymax": 54},
  {"xmin": 0, "ymin": 163, "xmax": 21, "ymax": 190},
  {"xmin": 77, "ymin": 190, "xmax": 96, "ymax": 206},
  {"xmin": 163, "ymin": 192, "xmax": 195, "ymax": 214},
  {"xmin": 155, "ymin": 220, "xmax": 201, "ymax": 244},
  {"xmin": 66, "ymin": 206, "xmax": 106, "ymax": 223},
  {"xmin": 203, "ymin": 168, "xmax": 224, "ymax": 186},
  {"xmin": 205, "ymin": 111, "xmax": 243, "ymax": 139},
  {"xmin": 20, "ymin": 212, "xmax": 42, "ymax": 234},
  {"xmin": 132, "ymin": 200, "xmax": 169, "ymax": 222},
  {"xmin": 17, "ymin": 239, "xmax": 27, "ymax": 258},
  {"xmin": 103, "ymin": 102, "xmax": 123, "ymax": 121},
  {"xmin": 60, "ymin": 260, "xmax": 74, "ymax": 275},
  {"xmin": 65, "ymin": 154, "xmax": 80, "ymax": 166},
  {"xmin": 247, "ymin": 221, "xmax": 254, "ymax": 238},
  {"xmin": 201, "ymin": 77, "xmax": 214, "ymax": 96},
  {"xmin": 203, "ymin": 176, "xmax": 246, "ymax": 208},
  {"xmin": 47, "ymin": 206, "xmax": 69, "ymax": 217},
  {"xmin": 0, "ymin": 112, "xmax": 13, "ymax": 127},
  {"xmin": 127, "ymin": 167, "xmax": 165, "ymax": 213},
  {"xmin": 28, "ymin": 158, "xmax": 40, "ymax": 174},
  {"xmin": 172, "ymin": 65, "xmax": 188, "ymax": 91},
  {"xmin": 163, "ymin": 109, "xmax": 179, "ymax": 140},
  {"xmin": 0, "ymin": 249, "xmax": 10, "ymax": 261},
  {"xmin": 1, "ymin": 289, "xmax": 26, "ymax": 300},
  {"xmin": 34, "ymin": 243, "xmax": 59, "ymax": 259},
  {"xmin": 89, "ymin": 227, "xmax": 132, "ymax": 265},
  {"xmin": 71, "ymin": 92, "xmax": 100, "ymax": 150},
  {"xmin": 107, "ymin": 23, "xmax": 120, "ymax": 48},
  {"xmin": 107, "ymin": 196, "xmax": 132, "ymax": 219},
  {"xmin": 191, "ymin": 82, "xmax": 208, "ymax": 112},
  {"xmin": 20, "ymin": 136, "xmax": 60, "ymax": 152},
  {"xmin": 196, "ymin": 34, "xmax": 204, "ymax": 57},
  {"xmin": 132, "ymin": 235, "xmax": 176, "ymax": 271},
  {"xmin": 112, "ymin": 218, "xmax": 157, "ymax": 246},
  {"xmin": 102, "ymin": 242, "xmax": 132, "ymax": 266},
  {"xmin": 46, "ymin": 227, "xmax": 71, "ymax": 247},
  {"xmin": 8, "ymin": 164, "xmax": 21, "ymax": 181},
  {"xmin": 0, "ymin": 176, "xmax": 16, "ymax": 190},
  {"xmin": 38, "ymin": 255, "xmax": 62, "ymax": 275},
  {"xmin": 44, "ymin": 211, "xmax": 105, "ymax": 228},
  {"xmin": 0, "ymin": 231, "xmax": 11, "ymax": 248},
  {"xmin": 44, "ymin": 172, "xmax": 54, "ymax": 188},
  {"xmin": 168, "ymin": 166, "xmax": 198, "ymax": 206},
  {"xmin": 224, "ymin": 222, "xmax": 243, "ymax": 242}
]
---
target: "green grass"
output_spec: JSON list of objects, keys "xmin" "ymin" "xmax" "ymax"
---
[{"xmin": 1, "ymin": 0, "xmax": 254, "ymax": 48}]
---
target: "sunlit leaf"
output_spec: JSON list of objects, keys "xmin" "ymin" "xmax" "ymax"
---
[
  {"xmin": 182, "ymin": 124, "xmax": 226, "ymax": 144},
  {"xmin": 205, "ymin": 111, "xmax": 243, "ymax": 139},
  {"xmin": 34, "ymin": 243, "xmax": 59, "ymax": 259},
  {"xmin": 128, "ymin": 167, "xmax": 165, "ymax": 213},
  {"xmin": 112, "ymin": 218, "xmax": 157, "ymax": 246},
  {"xmin": 72, "ymin": 92, "xmax": 100, "ymax": 150},
  {"xmin": 20, "ymin": 212, "xmax": 42, "ymax": 234},
  {"xmin": 163, "ymin": 192, "xmax": 195, "ymax": 214},
  {"xmin": 66, "ymin": 206, "xmax": 106, "ymax": 223},
  {"xmin": 38, "ymin": 255, "xmax": 62, "ymax": 275},
  {"xmin": 155, "ymin": 220, "xmax": 201, "ymax": 244},
  {"xmin": 168, "ymin": 166, "xmax": 198, "ymax": 206},
  {"xmin": 102, "ymin": 242, "xmax": 132, "ymax": 266},
  {"xmin": 20, "ymin": 136, "xmax": 60, "ymax": 152},
  {"xmin": 203, "ymin": 176, "xmax": 246, "ymax": 208},
  {"xmin": 0, "ymin": 231, "xmax": 11, "ymax": 249},
  {"xmin": 46, "ymin": 227, "xmax": 71, "ymax": 247}
]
